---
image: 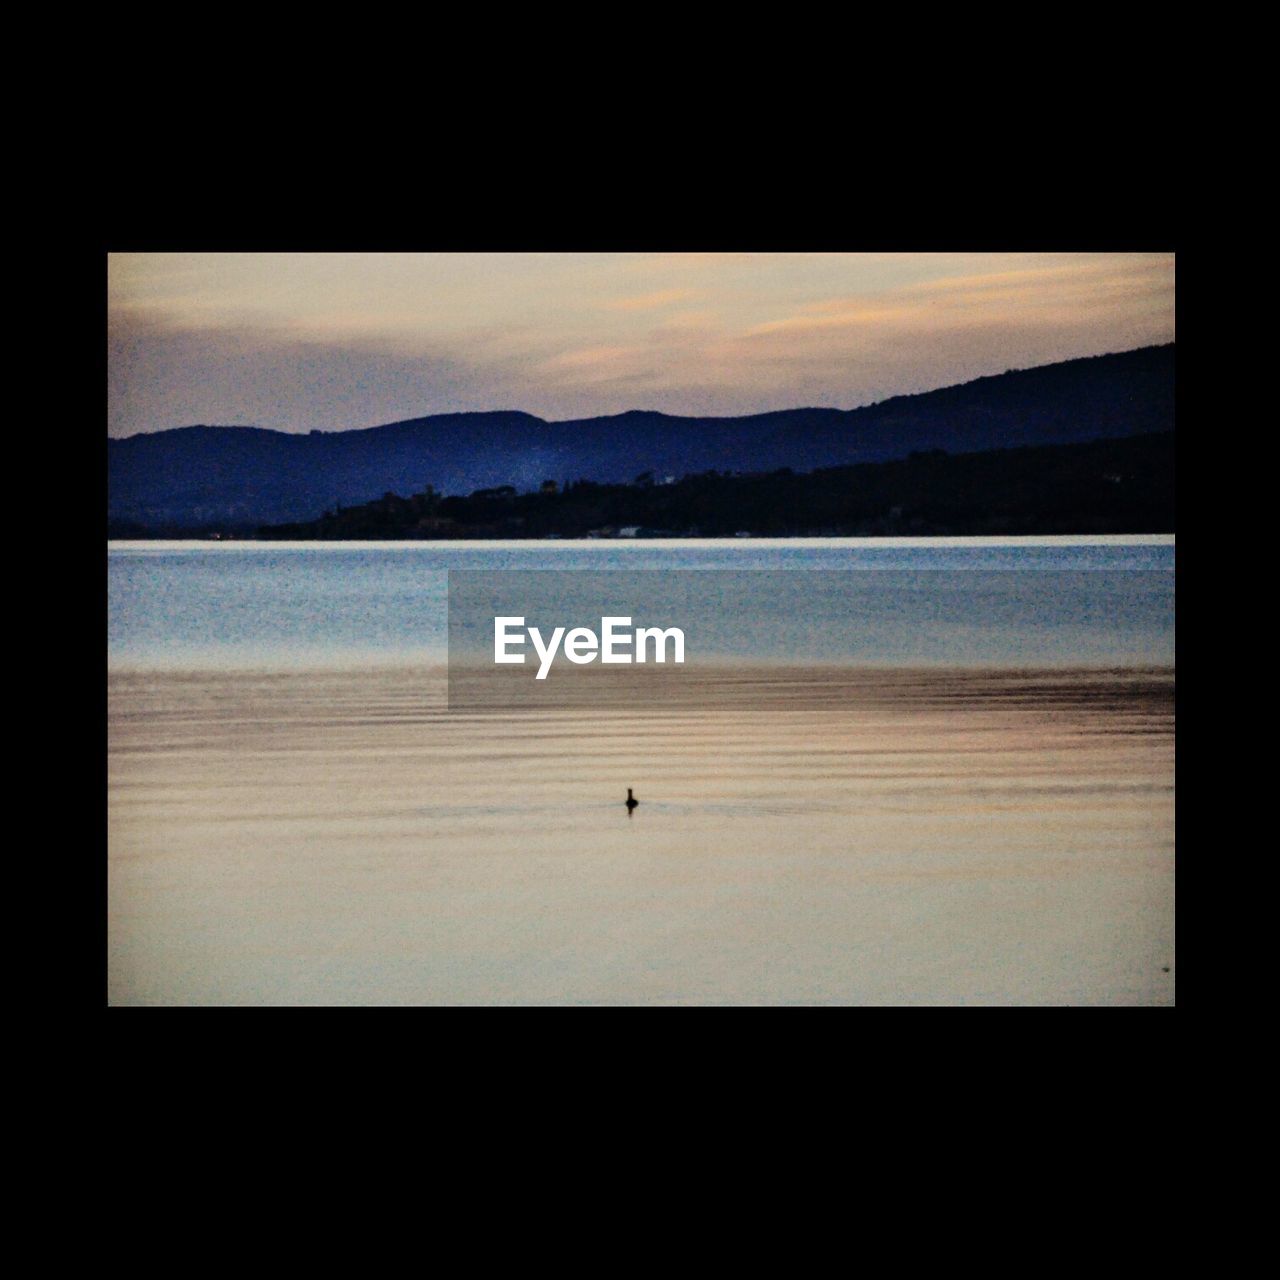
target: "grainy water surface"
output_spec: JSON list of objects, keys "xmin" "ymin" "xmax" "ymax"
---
[
  {"xmin": 107, "ymin": 538, "xmax": 1174, "ymax": 1005},
  {"xmin": 109, "ymin": 537, "xmax": 1173, "ymax": 669}
]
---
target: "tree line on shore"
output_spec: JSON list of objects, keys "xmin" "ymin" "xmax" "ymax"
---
[{"xmin": 241, "ymin": 432, "xmax": 1174, "ymax": 540}]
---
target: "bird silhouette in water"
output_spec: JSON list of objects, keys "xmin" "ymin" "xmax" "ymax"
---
[{"xmin": 626, "ymin": 788, "xmax": 639, "ymax": 814}]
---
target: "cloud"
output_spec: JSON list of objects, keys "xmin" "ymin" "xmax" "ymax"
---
[
  {"xmin": 108, "ymin": 310, "xmax": 544, "ymax": 434},
  {"xmin": 602, "ymin": 288, "xmax": 699, "ymax": 312},
  {"xmin": 108, "ymin": 254, "xmax": 1175, "ymax": 433},
  {"xmin": 744, "ymin": 257, "xmax": 1173, "ymax": 339}
]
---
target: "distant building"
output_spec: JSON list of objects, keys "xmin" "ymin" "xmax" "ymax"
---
[
  {"xmin": 540, "ymin": 480, "xmax": 559, "ymax": 495},
  {"xmin": 617, "ymin": 526, "xmax": 641, "ymax": 538}
]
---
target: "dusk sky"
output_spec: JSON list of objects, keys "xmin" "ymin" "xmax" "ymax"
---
[{"xmin": 108, "ymin": 252, "xmax": 1175, "ymax": 436}]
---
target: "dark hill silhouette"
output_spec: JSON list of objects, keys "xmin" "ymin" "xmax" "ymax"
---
[
  {"xmin": 255, "ymin": 432, "xmax": 1175, "ymax": 541},
  {"xmin": 108, "ymin": 344, "xmax": 1173, "ymax": 531}
]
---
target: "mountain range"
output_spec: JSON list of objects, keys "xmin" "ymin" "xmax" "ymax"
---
[{"xmin": 108, "ymin": 343, "xmax": 1174, "ymax": 532}]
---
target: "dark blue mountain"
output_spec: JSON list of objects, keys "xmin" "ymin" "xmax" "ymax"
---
[{"xmin": 108, "ymin": 344, "xmax": 1173, "ymax": 530}]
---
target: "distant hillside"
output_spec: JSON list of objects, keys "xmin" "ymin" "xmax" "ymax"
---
[
  {"xmin": 108, "ymin": 344, "xmax": 1174, "ymax": 532},
  {"xmin": 257, "ymin": 432, "xmax": 1175, "ymax": 540}
]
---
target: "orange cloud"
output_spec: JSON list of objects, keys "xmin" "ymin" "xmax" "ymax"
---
[
  {"xmin": 603, "ymin": 288, "xmax": 700, "ymax": 312},
  {"xmin": 744, "ymin": 257, "xmax": 1173, "ymax": 339}
]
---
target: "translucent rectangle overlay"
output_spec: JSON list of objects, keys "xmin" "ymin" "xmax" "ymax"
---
[{"xmin": 447, "ymin": 569, "xmax": 1173, "ymax": 710}]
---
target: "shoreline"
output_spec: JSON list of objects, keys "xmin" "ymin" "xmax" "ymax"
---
[{"xmin": 109, "ymin": 533, "xmax": 1176, "ymax": 551}]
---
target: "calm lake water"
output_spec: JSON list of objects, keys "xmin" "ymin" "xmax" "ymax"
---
[
  {"xmin": 108, "ymin": 537, "xmax": 1175, "ymax": 1005},
  {"xmin": 109, "ymin": 537, "xmax": 1174, "ymax": 670}
]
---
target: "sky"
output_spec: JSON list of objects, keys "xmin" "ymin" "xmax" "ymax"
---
[{"xmin": 107, "ymin": 252, "xmax": 1175, "ymax": 436}]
